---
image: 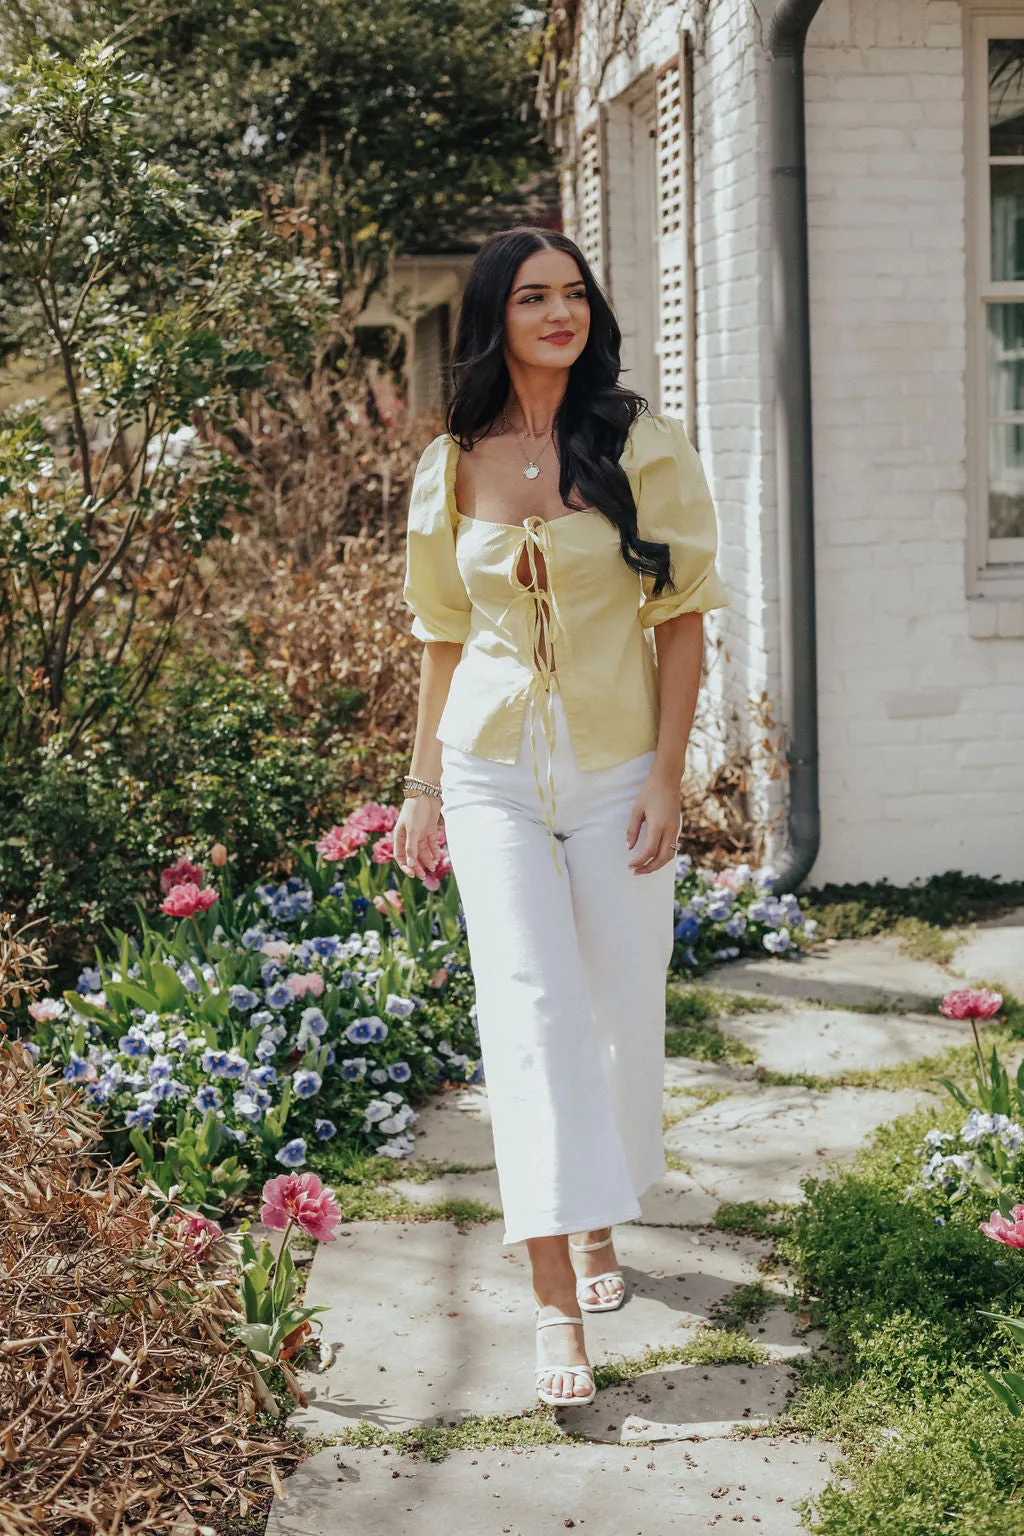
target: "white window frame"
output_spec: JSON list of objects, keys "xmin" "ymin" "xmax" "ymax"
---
[{"xmin": 966, "ymin": 5, "xmax": 1024, "ymax": 595}]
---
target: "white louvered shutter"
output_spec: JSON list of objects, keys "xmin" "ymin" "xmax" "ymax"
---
[
  {"xmin": 577, "ymin": 125, "xmax": 604, "ymax": 287},
  {"xmin": 656, "ymin": 60, "xmax": 691, "ymax": 425}
]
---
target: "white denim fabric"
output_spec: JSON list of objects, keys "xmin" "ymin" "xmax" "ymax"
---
[{"xmin": 440, "ymin": 681, "xmax": 678, "ymax": 1246}]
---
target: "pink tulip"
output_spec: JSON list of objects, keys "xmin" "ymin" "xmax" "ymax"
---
[
  {"xmin": 346, "ymin": 802, "xmax": 399, "ymax": 835},
  {"xmin": 372, "ymin": 889, "xmax": 404, "ymax": 915},
  {"xmin": 161, "ymin": 882, "xmax": 219, "ymax": 918},
  {"xmin": 980, "ymin": 1205, "xmax": 1024, "ymax": 1249},
  {"xmin": 939, "ymin": 988, "xmax": 1004, "ymax": 1022},
  {"xmin": 261, "ymin": 1172, "xmax": 342, "ymax": 1243},
  {"xmin": 160, "ymin": 856, "xmax": 205, "ymax": 895},
  {"xmin": 211, "ymin": 842, "xmax": 228, "ymax": 868},
  {"xmin": 371, "ymin": 834, "xmax": 396, "ymax": 865},
  {"xmin": 28, "ymin": 997, "xmax": 64, "ymax": 1022},
  {"xmin": 316, "ymin": 824, "xmax": 369, "ymax": 862},
  {"xmin": 421, "ymin": 849, "xmax": 453, "ymax": 892}
]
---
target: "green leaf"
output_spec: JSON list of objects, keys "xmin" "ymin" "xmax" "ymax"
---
[{"xmin": 150, "ymin": 962, "xmax": 188, "ymax": 1010}]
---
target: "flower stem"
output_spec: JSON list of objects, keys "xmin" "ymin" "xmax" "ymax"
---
[
  {"xmin": 190, "ymin": 914, "xmax": 211, "ymax": 962},
  {"xmin": 268, "ymin": 1218, "xmax": 294, "ymax": 1305},
  {"xmin": 971, "ymin": 1018, "xmax": 985, "ymax": 1078}
]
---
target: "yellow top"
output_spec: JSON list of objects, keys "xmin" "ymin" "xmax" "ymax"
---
[{"xmin": 403, "ymin": 411, "xmax": 729, "ymax": 861}]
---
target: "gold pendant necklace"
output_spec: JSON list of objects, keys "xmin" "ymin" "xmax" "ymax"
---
[{"xmin": 502, "ymin": 411, "xmax": 553, "ymax": 479}]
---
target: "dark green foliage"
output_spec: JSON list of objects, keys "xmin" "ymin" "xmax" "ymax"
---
[
  {"xmin": 0, "ymin": 657, "xmax": 341, "ymax": 975},
  {"xmin": 802, "ymin": 870, "xmax": 1024, "ymax": 942},
  {"xmin": 782, "ymin": 1104, "xmax": 1024, "ymax": 1532},
  {"xmin": 1, "ymin": 0, "xmax": 550, "ymax": 275}
]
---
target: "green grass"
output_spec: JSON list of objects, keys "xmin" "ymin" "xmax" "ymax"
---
[
  {"xmin": 306, "ymin": 1145, "xmax": 501, "ymax": 1224},
  {"xmin": 712, "ymin": 1201, "xmax": 796, "ymax": 1240},
  {"xmin": 664, "ymin": 984, "xmax": 769, "ymax": 1063},
  {"xmin": 593, "ymin": 1328, "xmax": 768, "ymax": 1390},
  {"xmin": 892, "ymin": 915, "xmax": 960, "ymax": 966},
  {"xmin": 328, "ymin": 1408, "xmax": 580, "ymax": 1461},
  {"xmin": 707, "ymin": 1280, "xmax": 781, "ymax": 1332}
]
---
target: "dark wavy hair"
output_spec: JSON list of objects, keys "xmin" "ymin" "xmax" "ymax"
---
[{"xmin": 446, "ymin": 226, "xmax": 674, "ymax": 598}]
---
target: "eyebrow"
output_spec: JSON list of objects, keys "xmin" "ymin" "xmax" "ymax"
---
[{"xmin": 511, "ymin": 280, "xmax": 586, "ymax": 295}]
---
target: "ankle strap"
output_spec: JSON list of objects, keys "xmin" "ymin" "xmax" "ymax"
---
[
  {"xmin": 568, "ymin": 1236, "xmax": 613, "ymax": 1253},
  {"xmin": 536, "ymin": 1313, "xmax": 585, "ymax": 1329}
]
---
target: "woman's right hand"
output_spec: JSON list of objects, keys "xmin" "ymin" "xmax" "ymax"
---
[{"xmin": 394, "ymin": 794, "xmax": 445, "ymax": 881}]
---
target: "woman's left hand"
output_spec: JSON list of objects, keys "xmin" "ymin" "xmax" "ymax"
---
[{"xmin": 626, "ymin": 771, "xmax": 681, "ymax": 874}]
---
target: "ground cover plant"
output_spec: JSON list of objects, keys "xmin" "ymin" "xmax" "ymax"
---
[{"xmin": 780, "ymin": 1051, "xmax": 1024, "ymax": 1535}]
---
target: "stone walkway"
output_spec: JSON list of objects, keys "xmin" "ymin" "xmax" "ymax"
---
[{"xmin": 269, "ymin": 926, "xmax": 1018, "ymax": 1535}]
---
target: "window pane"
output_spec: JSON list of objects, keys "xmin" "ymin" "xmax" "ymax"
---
[
  {"xmin": 988, "ymin": 304, "xmax": 1024, "ymax": 538},
  {"xmin": 988, "ymin": 302, "xmax": 1024, "ymax": 415},
  {"xmin": 989, "ymin": 425, "xmax": 1024, "ymax": 537},
  {"xmin": 990, "ymin": 41, "xmax": 1024, "ymax": 156},
  {"xmin": 991, "ymin": 165, "xmax": 1024, "ymax": 279}
]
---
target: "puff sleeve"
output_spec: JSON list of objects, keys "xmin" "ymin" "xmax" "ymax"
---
[
  {"xmin": 630, "ymin": 414, "xmax": 730, "ymax": 628},
  {"xmin": 403, "ymin": 435, "xmax": 472, "ymax": 645}
]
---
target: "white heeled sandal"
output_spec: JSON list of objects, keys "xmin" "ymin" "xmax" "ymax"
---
[
  {"xmin": 534, "ymin": 1313, "xmax": 596, "ymax": 1408},
  {"xmin": 569, "ymin": 1234, "xmax": 626, "ymax": 1313}
]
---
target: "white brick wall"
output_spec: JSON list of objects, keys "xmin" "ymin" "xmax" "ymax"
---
[
  {"xmin": 804, "ymin": 0, "xmax": 1024, "ymax": 882},
  {"xmin": 566, "ymin": 0, "xmax": 1024, "ymax": 883}
]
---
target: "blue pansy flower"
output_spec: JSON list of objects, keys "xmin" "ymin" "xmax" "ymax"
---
[
  {"xmin": 345, "ymin": 1018, "xmax": 375, "ymax": 1044},
  {"xmin": 763, "ymin": 928, "xmax": 791, "ymax": 955},
  {"xmin": 352, "ymin": 895, "xmax": 369, "ymax": 918},
  {"xmin": 674, "ymin": 913, "xmax": 699, "ymax": 942},
  {"xmin": 314, "ymin": 1119, "xmax": 337, "ymax": 1141},
  {"xmin": 276, "ymin": 1138, "xmax": 307, "ymax": 1168},
  {"xmin": 119, "ymin": 1031, "xmax": 150, "ymax": 1058},
  {"xmin": 265, "ymin": 982, "xmax": 294, "ymax": 1010},
  {"xmin": 292, "ymin": 1069, "xmax": 322, "ymax": 1099},
  {"xmin": 202, "ymin": 1048, "xmax": 229, "ymax": 1075},
  {"xmin": 63, "ymin": 1054, "xmax": 92, "ymax": 1082},
  {"xmin": 229, "ymin": 985, "xmax": 260, "ymax": 1011},
  {"xmin": 250, "ymin": 1064, "xmax": 278, "ymax": 1087},
  {"xmin": 370, "ymin": 1068, "xmax": 389, "ymax": 1085},
  {"xmin": 384, "ymin": 993, "xmax": 417, "ymax": 1020},
  {"xmin": 312, "ymin": 936, "xmax": 341, "ymax": 960},
  {"xmin": 124, "ymin": 1104, "xmax": 155, "ymax": 1129},
  {"xmin": 78, "ymin": 966, "xmax": 103, "ymax": 994},
  {"xmin": 255, "ymin": 1038, "xmax": 277, "ymax": 1062},
  {"xmin": 194, "ymin": 1084, "xmax": 223, "ymax": 1113},
  {"xmin": 148, "ymin": 1079, "xmax": 178, "ymax": 1103},
  {"xmin": 341, "ymin": 1057, "xmax": 367, "ymax": 1081},
  {"xmin": 388, "ymin": 1062, "xmax": 412, "ymax": 1083},
  {"xmin": 724, "ymin": 913, "xmax": 747, "ymax": 938},
  {"xmin": 299, "ymin": 1006, "xmax": 328, "ymax": 1036},
  {"xmin": 250, "ymin": 1009, "xmax": 275, "ymax": 1028},
  {"xmin": 221, "ymin": 1125, "xmax": 248, "ymax": 1145}
]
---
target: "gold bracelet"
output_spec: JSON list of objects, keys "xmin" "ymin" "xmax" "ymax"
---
[{"xmin": 403, "ymin": 775, "xmax": 442, "ymax": 799}]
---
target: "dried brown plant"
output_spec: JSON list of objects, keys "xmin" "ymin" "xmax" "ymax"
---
[
  {"xmin": 0, "ymin": 916, "xmax": 50, "ymax": 1019},
  {"xmin": 0, "ymin": 1044, "xmax": 301, "ymax": 1536}
]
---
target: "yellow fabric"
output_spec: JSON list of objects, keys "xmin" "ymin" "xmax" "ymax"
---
[{"xmin": 403, "ymin": 412, "xmax": 730, "ymax": 789}]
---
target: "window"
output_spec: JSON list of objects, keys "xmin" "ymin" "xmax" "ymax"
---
[{"xmin": 969, "ymin": 11, "xmax": 1024, "ymax": 588}]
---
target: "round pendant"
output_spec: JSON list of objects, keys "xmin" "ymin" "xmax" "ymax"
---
[{"xmin": 523, "ymin": 463, "xmax": 541, "ymax": 480}]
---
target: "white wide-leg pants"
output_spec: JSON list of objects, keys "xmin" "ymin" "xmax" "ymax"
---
[{"xmin": 439, "ymin": 684, "xmax": 677, "ymax": 1246}]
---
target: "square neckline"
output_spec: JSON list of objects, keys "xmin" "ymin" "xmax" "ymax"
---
[{"xmin": 445, "ymin": 435, "xmax": 591, "ymax": 529}]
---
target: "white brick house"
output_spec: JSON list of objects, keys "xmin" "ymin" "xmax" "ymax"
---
[{"xmin": 546, "ymin": 0, "xmax": 1024, "ymax": 885}]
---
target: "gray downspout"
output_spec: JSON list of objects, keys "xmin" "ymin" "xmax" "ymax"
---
[{"xmin": 766, "ymin": 0, "xmax": 826, "ymax": 893}]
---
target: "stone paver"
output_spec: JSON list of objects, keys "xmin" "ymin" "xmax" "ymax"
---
[
  {"xmin": 268, "ymin": 1439, "xmax": 836, "ymax": 1536},
  {"xmin": 564, "ymin": 1359, "xmax": 799, "ymax": 1442},
  {"xmin": 714, "ymin": 1005, "xmax": 967, "ymax": 1077},
  {"xmin": 950, "ymin": 908, "xmax": 1024, "ymax": 996},
  {"xmin": 707, "ymin": 935, "xmax": 953, "ymax": 1010},
  {"xmin": 665, "ymin": 1086, "xmax": 935, "ymax": 1205},
  {"xmin": 290, "ymin": 1222, "xmax": 803, "ymax": 1434}
]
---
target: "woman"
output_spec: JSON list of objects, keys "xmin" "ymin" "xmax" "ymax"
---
[{"xmin": 395, "ymin": 227, "xmax": 728, "ymax": 1409}]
